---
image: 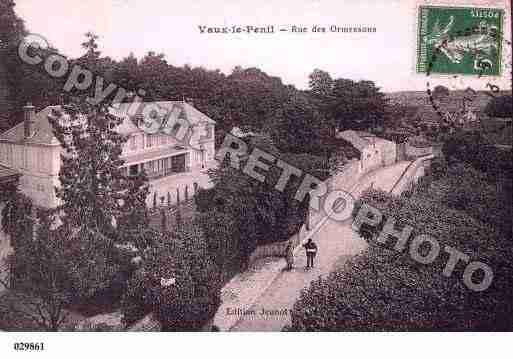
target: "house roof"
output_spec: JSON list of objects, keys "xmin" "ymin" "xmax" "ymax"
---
[
  {"xmin": 336, "ymin": 130, "xmax": 370, "ymax": 152},
  {"xmin": 0, "ymin": 165, "xmax": 20, "ymax": 185},
  {"xmin": 110, "ymin": 101, "xmax": 216, "ymax": 135},
  {"xmin": 0, "ymin": 101, "xmax": 216, "ymax": 145}
]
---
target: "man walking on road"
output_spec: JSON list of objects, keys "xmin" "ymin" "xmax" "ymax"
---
[{"xmin": 303, "ymin": 238, "xmax": 318, "ymax": 269}]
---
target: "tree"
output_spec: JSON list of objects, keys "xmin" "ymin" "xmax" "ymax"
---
[
  {"xmin": 160, "ymin": 209, "xmax": 167, "ymax": 233},
  {"xmin": 432, "ymin": 85, "xmax": 450, "ymax": 99},
  {"xmin": 308, "ymin": 69, "xmax": 333, "ymax": 98},
  {"xmin": 0, "ymin": 210, "xmax": 70, "ymax": 331},
  {"xmin": 0, "ymin": 0, "xmax": 63, "ymax": 131},
  {"xmin": 1, "ymin": 190, "xmax": 32, "ymax": 242},
  {"xmin": 329, "ymin": 79, "xmax": 387, "ymax": 131},
  {"xmin": 199, "ymin": 138, "xmax": 319, "ymax": 267},
  {"xmin": 0, "ymin": 0, "xmax": 25, "ymax": 47},
  {"xmin": 81, "ymin": 32, "xmax": 100, "ymax": 59},
  {"xmin": 118, "ymin": 170, "xmax": 150, "ymax": 234},
  {"xmin": 48, "ymin": 99, "xmax": 140, "ymax": 234},
  {"xmin": 272, "ymin": 94, "xmax": 325, "ymax": 154},
  {"xmin": 196, "ymin": 210, "xmax": 243, "ymax": 274},
  {"xmin": 175, "ymin": 204, "xmax": 182, "ymax": 227},
  {"xmin": 223, "ymin": 67, "xmax": 291, "ymax": 132},
  {"xmin": 152, "ymin": 192, "xmax": 157, "ymax": 209},
  {"xmin": 485, "ymin": 95, "xmax": 512, "ymax": 118},
  {"xmin": 46, "ymin": 97, "xmax": 150, "ymax": 309},
  {"xmin": 121, "ymin": 224, "xmax": 222, "ymax": 330}
]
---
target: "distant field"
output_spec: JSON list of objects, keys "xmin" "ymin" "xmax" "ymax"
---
[
  {"xmin": 386, "ymin": 90, "xmax": 512, "ymax": 109},
  {"xmin": 385, "ymin": 91, "xmax": 512, "ymax": 146}
]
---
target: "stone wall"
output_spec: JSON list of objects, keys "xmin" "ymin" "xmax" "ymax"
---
[
  {"xmin": 390, "ymin": 155, "xmax": 434, "ymax": 195},
  {"xmin": 248, "ymin": 232, "xmax": 301, "ymax": 264},
  {"xmin": 380, "ymin": 140, "xmax": 397, "ymax": 166},
  {"xmin": 405, "ymin": 142, "xmax": 433, "ymax": 158}
]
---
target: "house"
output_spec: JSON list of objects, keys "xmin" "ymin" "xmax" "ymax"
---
[
  {"xmin": 0, "ymin": 101, "xmax": 217, "ymax": 208},
  {"xmin": 336, "ymin": 130, "xmax": 397, "ymax": 173}
]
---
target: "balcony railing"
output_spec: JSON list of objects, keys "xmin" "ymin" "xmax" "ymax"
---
[{"xmin": 145, "ymin": 166, "xmax": 191, "ymax": 180}]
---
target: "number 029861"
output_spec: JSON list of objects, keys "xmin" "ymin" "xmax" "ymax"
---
[{"xmin": 13, "ymin": 342, "xmax": 45, "ymax": 351}]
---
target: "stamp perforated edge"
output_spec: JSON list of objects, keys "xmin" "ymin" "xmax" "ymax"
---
[{"xmin": 411, "ymin": 0, "xmax": 510, "ymax": 80}]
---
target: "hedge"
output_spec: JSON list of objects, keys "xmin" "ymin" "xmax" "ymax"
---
[{"xmin": 286, "ymin": 189, "xmax": 513, "ymax": 331}]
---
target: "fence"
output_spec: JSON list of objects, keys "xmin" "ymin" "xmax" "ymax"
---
[
  {"xmin": 248, "ymin": 232, "xmax": 301, "ymax": 264},
  {"xmin": 390, "ymin": 155, "xmax": 434, "ymax": 195},
  {"xmin": 405, "ymin": 142, "xmax": 433, "ymax": 158}
]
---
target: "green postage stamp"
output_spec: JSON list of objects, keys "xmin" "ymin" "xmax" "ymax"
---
[{"xmin": 416, "ymin": 5, "xmax": 505, "ymax": 76}]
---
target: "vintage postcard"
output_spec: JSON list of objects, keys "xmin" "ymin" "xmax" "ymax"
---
[{"xmin": 0, "ymin": 0, "xmax": 511, "ymax": 357}]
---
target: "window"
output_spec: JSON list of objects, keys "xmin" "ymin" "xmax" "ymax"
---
[
  {"xmin": 37, "ymin": 151, "xmax": 44, "ymax": 172},
  {"xmin": 130, "ymin": 136, "xmax": 136, "ymax": 150},
  {"xmin": 22, "ymin": 148, "xmax": 29, "ymax": 169},
  {"xmin": 0, "ymin": 144, "xmax": 5, "ymax": 163},
  {"xmin": 147, "ymin": 135, "xmax": 154, "ymax": 148},
  {"xmin": 204, "ymin": 125, "xmax": 213, "ymax": 139}
]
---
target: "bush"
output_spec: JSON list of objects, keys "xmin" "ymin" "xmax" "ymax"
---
[
  {"xmin": 121, "ymin": 223, "xmax": 222, "ymax": 331},
  {"xmin": 429, "ymin": 156, "xmax": 448, "ymax": 179},
  {"xmin": 194, "ymin": 188, "xmax": 216, "ymax": 213},
  {"xmin": 432, "ymin": 85, "xmax": 449, "ymax": 99},
  {"xmin": 485, "ymin": 95, "xmax": 512, "ymax": 118},
  {"xmin": 59, "ymin": 227, "xmax": 126, "ymax": 314},
  {"xmin": 197, "ymin": 210, "xmax": 244, "ymax": 276}
]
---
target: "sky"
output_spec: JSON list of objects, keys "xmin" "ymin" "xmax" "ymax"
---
[{"xmin": 15, "ymin": 0, "xmax": 512, "ymax": 92}]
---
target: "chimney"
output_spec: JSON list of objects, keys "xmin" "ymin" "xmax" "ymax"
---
[
  {"xmin": 186, "ymin": 97, "xmax": 194, "ymax": 107},
  {"xmin": 134, "ymin": 113, "xmax": 144, "ymax": 128},
  {"xmin": 23, "ymin": 102, "xmax": 36, "ymax": 139}
]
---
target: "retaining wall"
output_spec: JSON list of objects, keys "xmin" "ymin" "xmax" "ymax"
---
[
  {"xmin": 405, "ymin": 143, "xmax": 433, "ymax": 158},
  {"xmin": 390, "ymin": 155, "xmax": 434, "ymax": 195},
  {"xmin": 248, "ymin": 232, "xmax": 301, "ymax": 264}
]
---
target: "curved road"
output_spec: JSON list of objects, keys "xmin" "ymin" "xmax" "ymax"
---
[{"xmin": 230, "ymin": 161, "xmax": 411, "ymax": 331}]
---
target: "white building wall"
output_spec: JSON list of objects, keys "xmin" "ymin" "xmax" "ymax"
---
[
  {"xmin": 1, "ymin": 121, "xmax": 217, "ymax": 209},
  {"xmin": 0, "ymin": 142, "xmax": 60, "ymax": 208}
]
